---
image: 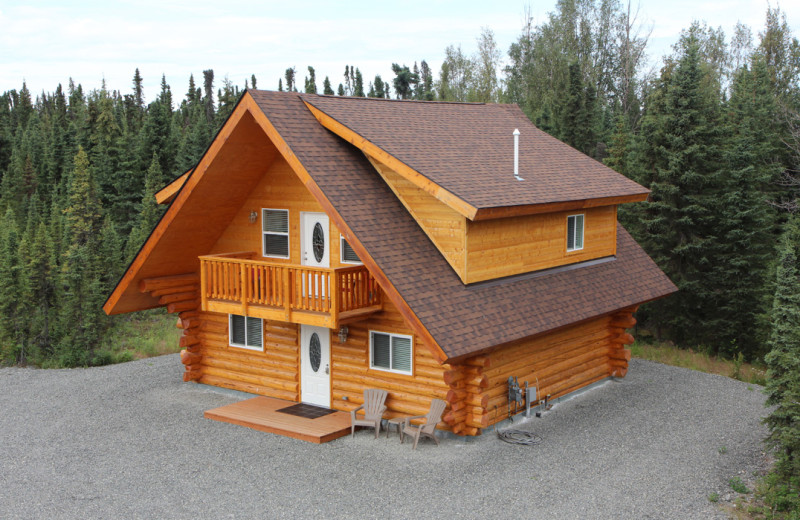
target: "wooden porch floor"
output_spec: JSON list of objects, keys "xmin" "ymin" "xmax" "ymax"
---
[{"xmin": 204, "ymin": 396, "xmax": 352, "ymax": 444}]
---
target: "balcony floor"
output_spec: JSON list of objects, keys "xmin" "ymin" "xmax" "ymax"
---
[
  {"xmin": 205, "ymin": 298, "xmax": 382, "ymax": 328},
  {"xmin": 204, "ymin": 396, "xmax": 352, "ymax": 444}
]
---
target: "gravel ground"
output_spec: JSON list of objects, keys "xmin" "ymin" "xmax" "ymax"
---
[{"xmin": 0, "ymin": 355, "xmax": 768, "ymax": 519}]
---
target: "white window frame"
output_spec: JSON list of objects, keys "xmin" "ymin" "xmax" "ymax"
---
[
  {"xmin": 340, "ymin": 234, "xmax": 362, "ymax": 265},
  {"xmin": 228, "ymin": 314, "xmax": 264, "ymax": 351},
  {"xmin": 369, "ymin": 330, "xmax": 413, "ymax": 375},
  {"xmin": 262, "ymin": 208, "xmax": 290, "ymax": 259},
  {"xmin": 566, "ymin": 214, "xmax": 585, "ymax": 252}
]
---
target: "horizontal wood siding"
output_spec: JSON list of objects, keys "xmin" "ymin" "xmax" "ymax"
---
[
  {"xmin": 195, "ymin": 311, "xmax": 301, "ymax": 401},
  {"xmin": 210, "ymin": 156, "xmax": 350, "ymax": 269},
  {"xmin": 331, "ymin": 298, "xmax": 452, "ymax": 428},
  {"xmin": 482, "ymin": 315, "xmax": 618, "ymax": 428},
  {"xmin": 465, "ymin": 205, "xmax": 617, "ymax": 283},
  {"xmin": 368, "ymin": 156, "xmax": 467, "ymax": 282}
]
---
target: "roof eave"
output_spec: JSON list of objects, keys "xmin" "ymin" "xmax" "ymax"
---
[
  {"xmin": 155, "ymin": 169, "xmax": 192, "ymax": 205},
  {"xmin": 303, "ymin": 99, "xmax": 480, "ymax": 220},
  {"xmin": 471, "ymin": 192, "xmax": 650, "ymax": 220}
]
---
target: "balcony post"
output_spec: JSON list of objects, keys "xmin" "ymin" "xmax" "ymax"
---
[
  {"xmin": 200, "ymin": 259, "xmax": 208, "ymax": 311},
  {"xmin": 240, "ymin": 263, "xmax": 248, "ymax": 315},
  {"xmin": 330, "ymin": 270, "xmax": 339, "ymax": 328},
  {"xmin": 283, "ymin": 268, "xmax": 291, "ymax": 321}
]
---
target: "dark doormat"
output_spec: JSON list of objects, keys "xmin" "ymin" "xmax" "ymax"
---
[{"xmin": 277, "ymin": 403, "xmax": 337, "ymax": 419}]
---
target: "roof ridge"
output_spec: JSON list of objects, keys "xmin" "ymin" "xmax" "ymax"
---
[{"xmin": 301, "ymin": 92, "xmax": 491, "ymax": 106}]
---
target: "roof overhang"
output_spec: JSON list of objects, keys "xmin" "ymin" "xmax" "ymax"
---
[
  {"xmin": 471, "ymin": 193, "xmax": 649, "ymax": 220},
  {"xmin": 304, "ymin": 98, "xmax": 649, "ymax": 222},
  {"xmin": 155, "ymin": 169, "xmax": 191, "ymax": 205},
  {"xmin": 104, "ymin": 91, "xmax": 449, "ymax": 364},
  {"xmin": 104, "ymin": 94, "xmax": 280, "ymax": 315}
]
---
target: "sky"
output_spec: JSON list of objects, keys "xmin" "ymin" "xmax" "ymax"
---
[{"xmin": 1, "ymin": 0, "xmax": 798, "ymax": 103}]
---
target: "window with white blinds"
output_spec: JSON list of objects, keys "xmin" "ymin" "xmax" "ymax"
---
[
  {"xmin": 229, "ymin": 314, "xmax": 263, "ymax": 351},
  {"xmin": 340, "ymin": 235, "xmax": 362, "ymax": 264},
  {"xmin": 567, "ymin": 214, "xmax": 584, "ymax": 252},
  {"xmin": 370, "ymin": 331, "xmax": 413, "ymax": 375},
  {"xmin": 262, "ymin": 208, "xmax": 289, "ymax": 258}
]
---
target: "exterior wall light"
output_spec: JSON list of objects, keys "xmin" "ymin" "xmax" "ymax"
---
[
  {"xmin": 338, "ymin": 326, "xmax": 349, "ymax": 343},
  {"xmin": 249, "ymin": 210, "xmax": 258, "ymax": 224}
]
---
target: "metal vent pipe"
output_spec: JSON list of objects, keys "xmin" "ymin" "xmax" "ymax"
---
[{"xmin": 513, "ymin": 128, "xmax": 524, "ymax": 181}]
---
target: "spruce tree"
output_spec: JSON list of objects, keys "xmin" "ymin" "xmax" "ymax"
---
[
  {"xmin": 284, "ymin": 67, "xmax": 296, "ymax": 92},
  {"xmin": 304, "ymin": 66, "xmax": 317, "ymax": 94},
  {"xmin": 202, "ymin": 69, "xmax": 215, "ymax": 124},
  {"xmin": 322, "ymin": 77, "xmax": 334, "ymax": 95},
  {"xmin": 372, "ymin": 76, "xmax": 386, "ymax": 99},
  {"xmin": 560, "ymin": 63, "xmax": 584, "ymax": 148},
  {"xmin": 57, "ymin": 147, "xmax": 106, "ymax": 366},
  {"xmin": 418, "ymin": 61, "xmax": 434, "ymax": 100},
  {"xmin": 126, "ymin": 154, "xmax": 164, "ymax": 260},
  {"xmin": 0, "ymin": 209, "xmax": 23, "ymax": 363},
  {"xmin": 632, "ymin": 32, "xmax": 725, "ymax": 347},
  {"xmin": 764, "ymin": 216, "xmax": 800, "ymax": 481},
  {"xmin": 391, "ymin": 64, "xmax": 418, "ymax": 99},
  {"xmin": 26, "ymin": 221, "xmax": 56, "ymax": 362},
  {"xmin": 353, "ymin": 69, "xmax": 365, "ymax": 97},
  {"xmin": 708, "ymin": 56, "xmax": 781, "ymax": 357}
]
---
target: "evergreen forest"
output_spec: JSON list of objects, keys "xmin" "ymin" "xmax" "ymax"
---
[{"xmin": 2, "ymin": 1, "xmax": 800, "ymax": 510}]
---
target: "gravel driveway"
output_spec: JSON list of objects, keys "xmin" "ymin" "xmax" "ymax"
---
[{"xmin": 0, "ymin": 355, "xmax": 768, "ymax": 519}]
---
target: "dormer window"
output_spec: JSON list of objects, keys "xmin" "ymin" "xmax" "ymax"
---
[
  {"xmin": 263, "ymin": 208, "xmax": 289, "ymax": 258},
  {"xmin": 567, "ymin": 214, "xmax": 584, "ymax": 252},
  {"xmin": 340, "ymin": 235, "xmax": 362, "ymax": 264}
]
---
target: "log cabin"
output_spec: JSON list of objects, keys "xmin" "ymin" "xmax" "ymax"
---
[{"xmin": 103, "ymin": 90, "xmax": 676, "ymax": 436}]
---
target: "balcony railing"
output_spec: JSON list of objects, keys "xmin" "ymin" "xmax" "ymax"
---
[{"xmin": 199, "ymin": 252, "xmax": 382, "ymax": 327}]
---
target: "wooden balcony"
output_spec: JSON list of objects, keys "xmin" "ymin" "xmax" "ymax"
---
[{"xmin": 199, "ymin": 252, "xmax": 382, "ymax": 328}]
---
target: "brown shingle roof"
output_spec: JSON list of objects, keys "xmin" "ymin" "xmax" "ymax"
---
[
  {"xmin": 250, "ymin": 90, "xmax": 676, "ymax": 361},
  {"xmin": 301, "ymin": 94, "xmax": 649, "ymax": 212}
]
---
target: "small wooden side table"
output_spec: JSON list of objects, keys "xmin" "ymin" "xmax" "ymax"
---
[{"xmin": 386, "ymin": 417, "xmax": 407, "ymax": 440}]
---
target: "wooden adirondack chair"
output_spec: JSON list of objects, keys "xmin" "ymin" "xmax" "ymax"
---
[
  {"xmin": 350, "ymin": 388, "xmax": 388, "ymax": 439},
  {"xmin": 401, "ymin": 398, "xmax": 447, "ymax": 450}
]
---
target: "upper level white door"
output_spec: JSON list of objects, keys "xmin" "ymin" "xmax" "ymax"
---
[{"xmin": 301, "ymin": 212, "xmax": 330, "ymax": 268}]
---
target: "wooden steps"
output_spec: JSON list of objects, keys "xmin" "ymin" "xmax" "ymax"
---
[{"xmin": 204, "ymin": 396, "xmax": 351, "ymax": 444}]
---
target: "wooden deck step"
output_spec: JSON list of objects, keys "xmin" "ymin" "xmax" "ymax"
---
[{"xmin": 204, "ymin": 396, "xmax": 351, "ymax": 444}]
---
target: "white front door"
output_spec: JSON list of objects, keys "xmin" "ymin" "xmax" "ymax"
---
[
  {"xmin": 301, "ymin": 212, "xmax": 330, "ymax": 268},
  {"xmin": 300, "ymin": 325, "xmax": 331, "ymax": 406}
]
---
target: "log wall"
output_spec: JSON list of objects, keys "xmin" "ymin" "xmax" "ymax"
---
[
  {"xmin": 480, "ymin": 312, "xmax": 635, "ymax": 428},
  {"xmin": 194, "ymin": 312, "xmax": 301, "ymax": 400},
  {"xmin": 465, "ymin": 205, "xmax": 617, "ymax": 283},
  {"xmin": 331, "ymin": 298, "xmax": 452, "ymax": 428},
  {"xmin": 210, "ymin": 156, "xmax": 352, "ymax": 268},
  {"xmin": 141, "ymin": 271, "xmax": 638, "ymax": 436}
]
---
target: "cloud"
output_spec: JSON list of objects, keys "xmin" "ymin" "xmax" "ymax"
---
[{"xmin": 2, "ymin": 0, "xmax": 798, "ymax": 100}]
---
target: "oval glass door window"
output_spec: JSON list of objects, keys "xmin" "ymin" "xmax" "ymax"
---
[
  {"xmin": 313, "ymin": 222, "xmax": 324, "ymax": 263},
  {"xmin": 309, "ymin": 333, "xmax": 321, "ymax": 372}
]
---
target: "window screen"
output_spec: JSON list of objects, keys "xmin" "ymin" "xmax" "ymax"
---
[
  {"xmin": 370, "ymin": 331, "xmax": 412, "ymax": 374},
  {"xmin": 567, "ymin": 214, "xmax": 584, "ymax": 251},
  {"xmin": 229, "ymin": 314, "xmax": 263, "ymax": 350},
  {"xmin": 340, "ymin": 235, "xmax": 361, "ymax": 264},
  {"xmin": 263, "ymin": 209, "xmax": 289, "ymax": 258}
]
